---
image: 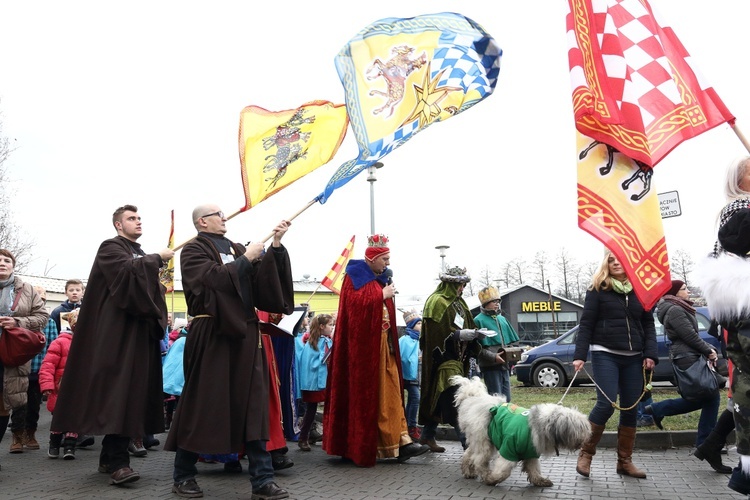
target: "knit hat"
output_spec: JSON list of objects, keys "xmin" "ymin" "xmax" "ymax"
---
[
  {"xmin": 714, "ymin": 200, "xmax": 750, "ymax": 256},
  {"xmin": 62, "ymin": 309, "xmax": 80, "ymax": 333},
  {"xmin": 478, "ymin": 286, "xmax": 501, "ymax": 306},
  {"xmin": 403, "ymin": 309, "xmax": 421, "ymax": 329},
  {"xmin": 666, "ymin": 280, "xmax": 685, "ymax": 297},
  {"xmin": 365, "ymin": 234, "xmax": 390, "ymax": 260},
  {"xmin": 439, "ymin": 266, "xmax": 471, "ymax": 284},
  {"xmin": 718, "ymin": 207, "xmax": 750, "ymax": 256}
]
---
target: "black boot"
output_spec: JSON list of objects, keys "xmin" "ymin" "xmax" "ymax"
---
[
  {"xmin": 63, "ymin": 437, "xmax": 76, "ymax": 460},
  {"xmin": 48, "ymin": 433, "xmax": 63, "ymax": 459},
  {"xmin": 694, "ymin": 431, "xmax": 732, "ymax": 473},
  {"xmin": 728, "ymin": 464, "xmax": 750, "ymax": 495}
]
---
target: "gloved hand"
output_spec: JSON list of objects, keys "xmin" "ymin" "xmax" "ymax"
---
[{"xmin": 454, "ymin": 328, "xmax": 478, "ymax": 342}]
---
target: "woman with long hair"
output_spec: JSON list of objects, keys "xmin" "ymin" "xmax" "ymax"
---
[{"xmin": 573, "ymin": 250, "xmax": 657, "ymax": 478}]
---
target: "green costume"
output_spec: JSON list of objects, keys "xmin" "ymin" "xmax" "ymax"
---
[{"xmin": 488, "ymin": 403, "xmax": 539, "ymax": 462}]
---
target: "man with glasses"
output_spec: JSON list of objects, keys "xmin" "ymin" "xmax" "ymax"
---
[
  {"xmin": 52, "ymin": 204, "xmax": 174, "ymax": 486},
  {"xmin": 165, "ymin": 204, "xmax": 294, "ymax": 500}
]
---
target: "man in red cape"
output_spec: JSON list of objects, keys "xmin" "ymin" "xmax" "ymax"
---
[{"xmin": 323, "ymin": 234, "xmax": 429, "ymax": 467}]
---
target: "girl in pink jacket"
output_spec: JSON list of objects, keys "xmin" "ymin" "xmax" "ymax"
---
[{"xmin": 39, "ymin": 309, "xmax": 79, "ymax": 460}]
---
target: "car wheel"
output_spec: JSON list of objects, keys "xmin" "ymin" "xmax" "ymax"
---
[{"xmin": 533, "ymin": 362, "xmax": 566, "ymax": 388}]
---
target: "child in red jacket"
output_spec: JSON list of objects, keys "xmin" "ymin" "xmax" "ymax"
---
[{"xmin": 39, "ymin": 309, "xmax": 79, "ymax": 459}]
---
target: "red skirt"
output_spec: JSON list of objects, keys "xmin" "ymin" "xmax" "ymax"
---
[{"xmin": 302, "ymin": 390, "xmax": 325, "ymax": 403}]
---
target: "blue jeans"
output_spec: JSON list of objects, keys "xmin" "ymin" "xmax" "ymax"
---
[
  {"xmin": 588, "ymin": 351, "xmax": 644, "ymax": 428},
  {"xmin": 174, "ymin": 440, "xmax": 274, "ymax": 490},
  {"xmin": 649, "ymin": 391, "xmax": 720, "ymax": 446},
  {"xmin": 404, "ymin": 382, "xmax": 420, "ymax": 428},
  {"xmin": 482, "ymin": 369, "xmax": 511, "ymax": 402}
]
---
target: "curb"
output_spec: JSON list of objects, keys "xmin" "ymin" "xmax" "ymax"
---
[{"xmin": 434, "ymin": 427, "xmax": 735, "ymax": 449}]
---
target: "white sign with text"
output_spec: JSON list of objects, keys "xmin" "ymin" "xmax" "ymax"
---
[{"xmin": 658, "ymin": 190, "xmax": 681, "ymax": 219}]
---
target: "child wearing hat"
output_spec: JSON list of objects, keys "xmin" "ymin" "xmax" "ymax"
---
[
  {"xmin": 39, "ymin": 309, "xmax": 81, "ymax": 460},
  {"xmin": 399, "ymin": 309, "xmax": 422, "ymax": 441}
]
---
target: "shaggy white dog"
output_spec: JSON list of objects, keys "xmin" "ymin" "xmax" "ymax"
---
[{"xmin": 451, "ymin": 375, "xmax": 591, "ymax": 487}]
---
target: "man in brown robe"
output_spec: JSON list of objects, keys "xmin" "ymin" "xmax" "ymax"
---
[
  {"xmin": 164, "ymin": 204, "xmax": 294, "ymax": 500},
  {"xmin": 51, "ymin": 204, "xmax": 174, "ymax": 485},
  {"xmin": 322, "ymin": 234, "xmax": 429, "ymax": 467}
]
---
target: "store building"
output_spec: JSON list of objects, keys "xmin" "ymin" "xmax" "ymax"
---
[{"xmin": 466, "ymin": 284, "xmax": 583, "ymax": 344}]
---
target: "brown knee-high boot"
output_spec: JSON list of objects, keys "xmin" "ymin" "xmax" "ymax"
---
[
  {"xmin": 576, "ymin": 421, "xmax": 606, "ymax": 477},
  {"xmin": 616, "ymin": 426, "xmax": 646, "ymax": 478}
]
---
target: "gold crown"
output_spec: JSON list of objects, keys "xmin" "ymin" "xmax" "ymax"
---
[
  {"xmin": 368, "ymin": 234, "xmax": 389, "ymax": 247},
  {"xmin": 478, "ymin": 286, "xmax": 501, "ymax": 306}
]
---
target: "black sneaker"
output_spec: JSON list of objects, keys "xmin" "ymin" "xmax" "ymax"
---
[
  {"xmin": 172, "ymin": 478, "xmax": 204, "ymax": 498},
  {"xmin": 48, "ymin": 434, "xmax": 62, "ymax": 459},
  {"xmin": 143, "ymin": 435, "xmax": 160, "ymax": 449},
  {"xmin": 62, "ymin": 438, "xmax": 76, "ymax": 460},
  {"xmin": 76, "ymin": 435, "xmax": 95, "ymax": 448}
]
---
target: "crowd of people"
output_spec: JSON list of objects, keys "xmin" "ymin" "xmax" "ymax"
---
[{"xmin": 3, "ymin": 156, "xmax": 750, "ymax": 497}]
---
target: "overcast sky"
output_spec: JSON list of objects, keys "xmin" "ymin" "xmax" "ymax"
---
[{"xmin": 1, "ymin": 0, "xmax": 749, "ymax": 302}]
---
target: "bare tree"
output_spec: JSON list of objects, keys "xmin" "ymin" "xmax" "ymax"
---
[
  {"xmin": 670, "ymin": 249, "xmax": 695, "ymax": 287},
  {"xmin": 509, "ymin": 257, "xmax": 526, "ymax": 285},
  {"xmin": 475, "ymin": 265, "xmax": 495, "ymax": 291},
  {"xmin": 531, "ymin": 251, "xmax": 549, "ymax": 289},
  {"xmin": 0, "ymin": 116, "xmax": 33, "ymax": 271},
  {"xmin": 555, "ymin": 248, "xmax": 576, "ymax": 300}
]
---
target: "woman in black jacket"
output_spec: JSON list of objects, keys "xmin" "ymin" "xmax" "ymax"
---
[
  {"xmin": 642, "ymin": 280, "xmax": 728, "ymax": 473},
  {"xmin": 573, "ymin": 250, "xmax": 657, "ymax": 479}
]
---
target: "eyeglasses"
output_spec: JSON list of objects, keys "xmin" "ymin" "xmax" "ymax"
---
[{"xmin": 201, "ymin": 211, "xmax": 225, "ymax": 220}]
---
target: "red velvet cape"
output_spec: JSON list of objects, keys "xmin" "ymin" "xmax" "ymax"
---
[{"xmin": 323, "ymin": 262, "xmax": 402, "ymax": 467}]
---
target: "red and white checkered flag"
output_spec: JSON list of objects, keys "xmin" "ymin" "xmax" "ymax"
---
[{"xmin": 566, "ymin": 0, "xmax": 734, "ymax": 167}]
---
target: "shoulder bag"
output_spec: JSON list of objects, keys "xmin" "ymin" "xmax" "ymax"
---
[
  {"xmin": 0, "ymin": 326, "xmax": 46, "ymax": 367},
  {"xmin": 671, "ymin": 353, "xmax": 719, "ymax": 401}
]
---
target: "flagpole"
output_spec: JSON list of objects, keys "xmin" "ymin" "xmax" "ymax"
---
[
  {"xmin": 305, "ymin": 281, "xmax": 324, "ymax": 303},
  {"xmin": 732, "ymin": 124, "xmax": 750, "ymax": 154},
  {"xmin": 257, "ymin": 198, "xmax": 318, "ymax": 244}
]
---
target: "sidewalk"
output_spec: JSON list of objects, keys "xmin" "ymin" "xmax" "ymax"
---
[{"xmin": 0, "ymin": 408, "xmax": 743, "ymax": 500}]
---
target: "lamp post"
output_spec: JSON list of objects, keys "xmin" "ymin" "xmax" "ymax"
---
[
  {"xmin": 435, "ymin": 245, "xmax": 450, "ymax": 273},
  {"xmin": 367, "ymin": 162, "xmax": 384, "ymax": 234}
]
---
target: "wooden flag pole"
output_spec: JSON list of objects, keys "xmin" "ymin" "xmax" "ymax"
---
[
  {"xmin": 305, "ymin": 281, "xmax": 324, "ymax": 304},
  {"xmin": 172, "ymin": 198, "xmax": 318, "ymax": 252},
  {"xmin": 732, "ymin": 123, "xmax": 750, "ymax": 154},
  {"xmin": 257, "ymin": 198, "xmax": 318, "ymax": 244}
]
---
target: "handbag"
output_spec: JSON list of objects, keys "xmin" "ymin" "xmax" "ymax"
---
[
  {"xmin": 671, "ymin": 354, "xmax": 719, "ymax": 401},
  {"xmin": 0, "ymin": 326, "xmax": 46, "ymax": 367}
]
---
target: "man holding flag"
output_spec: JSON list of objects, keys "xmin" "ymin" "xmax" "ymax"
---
[{"xmin": 323, "ymin": 234, "xmax": 429, "ymax": 467}]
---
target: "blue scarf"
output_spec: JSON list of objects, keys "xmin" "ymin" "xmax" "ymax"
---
[{"xmin": 406, "ymin": 327, "xmax": 420, "ymax": 341}]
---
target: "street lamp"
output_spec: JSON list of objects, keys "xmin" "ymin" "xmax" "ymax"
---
[
  {"xmin": 435, "ymin": 245, "xmax": 450, "ymax": 273},
  {"xmin": 367, "ymin": 162, "xmax": 384, "ymax": 235}
]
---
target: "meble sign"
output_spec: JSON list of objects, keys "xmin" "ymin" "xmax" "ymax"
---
[{"xmin": 522, "ymin": 301, "xmax": 562, "ymax": 312}]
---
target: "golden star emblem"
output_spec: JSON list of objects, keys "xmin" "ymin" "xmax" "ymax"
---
[{"xmin": 402, "ymin": 63, "xmax": 462, "ymax": 129}]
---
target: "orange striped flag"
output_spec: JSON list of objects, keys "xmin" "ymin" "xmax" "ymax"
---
[{"xmin": 321, "ymin": 236, "xmax": 355, "ymax": 295}]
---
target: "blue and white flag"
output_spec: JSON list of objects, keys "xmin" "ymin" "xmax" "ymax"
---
[{"xmin": 316, "ymin": 12, "xmax": 502, "ymax": 203}]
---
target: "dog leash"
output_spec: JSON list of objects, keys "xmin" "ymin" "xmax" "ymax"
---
[{"xmin": 557, "ymin": 366, "xmax": 653, "ymax": 411}]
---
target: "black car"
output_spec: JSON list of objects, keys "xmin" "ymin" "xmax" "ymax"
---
[{"xmin": 514, "ymin": 307, "xmax": 720, "ymax": 388}]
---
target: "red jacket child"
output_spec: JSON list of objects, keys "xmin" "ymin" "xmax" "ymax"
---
[{"xmin": 39, "ymin": 310, "xmax": 78, "ymax": 412}]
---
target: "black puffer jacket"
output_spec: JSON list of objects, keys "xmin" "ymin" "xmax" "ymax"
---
[
  {"xmin": 657, "ymin": 299, "xmax": 714, "ymax": 370},
  {"xmin": 573, "ymin": 287, "xmax": 658, "ymax": 362}
]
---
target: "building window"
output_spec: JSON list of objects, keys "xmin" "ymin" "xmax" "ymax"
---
[{"xmin": 517, "ymin": 311, "xmax": 578, "ymax": 343}]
